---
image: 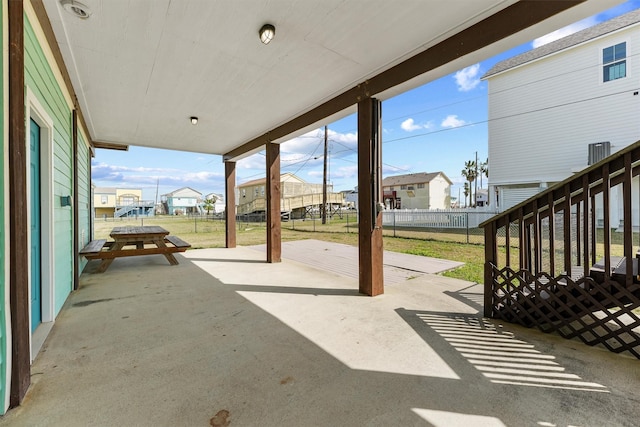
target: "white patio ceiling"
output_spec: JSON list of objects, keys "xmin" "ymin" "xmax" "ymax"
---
[{"xmin": 41, "ymin": 0, "xmax": 621, "ymax": 160}]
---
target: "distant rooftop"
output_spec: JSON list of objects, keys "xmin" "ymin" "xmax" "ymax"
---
[
  {"xmin": 483, "ymin": 8, "xmax": 640, "ymax": 78},
  {"xmin": 382, "ymin": 172, "xmax": 450, "ymax": 187}
]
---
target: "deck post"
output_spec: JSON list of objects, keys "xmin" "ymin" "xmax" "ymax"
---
[
  {"xmin": 357, "ymin": 98, "xmax": 384, "ymax": 296},
  {"xmin": 266, "ymin": 142, "xmax": 281, "ymax": 263},
  {"xmin": 8, "ymin": 0, "xmax": 31, "ymax": 407},
  {"xmin": 225, "ymin": 161, "xmax": 236, "ymax": 248},
  {"xmin": 484, "ymin": 221, "xmax": 497, "ymax": 318}
]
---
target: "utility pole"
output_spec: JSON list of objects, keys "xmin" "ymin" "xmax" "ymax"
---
[
  {"xmin": 474, "ymin": 151, "xmax": 478, "ymax": 208},
  {"xmin": 322, "ymin": 125, "xmax": 328, "ymax": 224}
]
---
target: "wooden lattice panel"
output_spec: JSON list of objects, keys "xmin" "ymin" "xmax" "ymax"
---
[{"xmin": 491, "ymin": 264, "xmax": 640, "ymax": 359}]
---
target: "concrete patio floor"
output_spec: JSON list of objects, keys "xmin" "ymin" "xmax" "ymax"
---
[{"xmin": 1, "ymin": 240, "xmax": 638, "ymax": 426}]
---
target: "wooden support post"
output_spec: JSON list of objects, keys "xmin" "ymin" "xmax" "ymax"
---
[
  {"xmin": 8, "ymin": 0, "xmax": 31, "ymax": 407},
  {"xmin": 357, "ymin": 98, "xmax": 384, "ymax": 296},
  {"xmin": 548, "ymin": 193, "xmax": 555, "ymax": 276},
  {"xmin": 484, "ymin": 221, "xmax": 497, "ymax": 318},
  {"xmin": 623, "ymin": 153, "xmax": 633, "ymax": 286},
  {"xmin": 602, "ymin": 164, "xmax": 611, "ymax": 280},
  {"xmin": 563, "ymin": 184, "xmax": 572, "ymax": 274},
  {"xmin": 73, "ymin": 110, "xmax": 79, "ymax": 290},
  {"xmin": 266, "ymin": 142, "xmax": 281, "ymax": 263},
  {"xmin": 225, "ymin": 161, "xmax": 236, "ymax": 248}
]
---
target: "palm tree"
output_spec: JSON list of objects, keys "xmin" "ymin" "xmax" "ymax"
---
[
  {"xmin": 204, "ymin": 195, "xmax": 217, "ymax": 215},
  {"xmin": 461, "ymin": 160, "xmax": 477, "ymax": 207},
  {"xmin": 480, "ymin": 158, "xmax": 488, "ymax": 189},
  {"xmin": 463, "ymin": 182, "xmax": 470, "ymax": 207}
]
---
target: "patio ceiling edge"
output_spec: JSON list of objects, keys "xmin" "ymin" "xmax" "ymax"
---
[{"xmin": 222, "ymin": 0, "xmax": 586, "ymax": 162}]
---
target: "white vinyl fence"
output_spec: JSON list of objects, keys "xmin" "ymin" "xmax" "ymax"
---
[{"xmin": 382, "ymin": 209, "xmax": 498, "ymax": 229}]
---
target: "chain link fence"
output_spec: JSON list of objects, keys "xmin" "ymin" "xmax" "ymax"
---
[{"xmin": 94, "ymin": 209, "xmax": 502, "ymax": 246}]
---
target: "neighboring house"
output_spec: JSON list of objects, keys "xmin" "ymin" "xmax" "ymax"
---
[
  {"xmin": 382, "ymin": 172, "xmax": 452, "ymax": 210},
  {"xmin": 203, "ymin": 193, "xmax": 225, "ymax": 214},
  {"xmin": 94, "ymin": 187, "xmax": 154, "ymax": 218},
  {"xmin": 237, "ymin": 173, "xmax": 344, "ymax": 218},
  {"xmin": 0, "ymin": 3, "xmax": 93, "ymax": 413},
  {"xmin": 483, "ymin": 9, "xmax": 640, "ymax": 223},
  {"xmin": 161, "ymin": 187, "xmax": 203, "ymax": 215},
  {"xmin": 342, "ymin": 188, "xmax": 358, "ymax": 209}
]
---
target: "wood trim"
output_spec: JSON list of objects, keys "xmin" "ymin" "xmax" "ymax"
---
[
  {"xmin": 623, "ymin": 153, "xmax": 633, "ymax": 286},
  {"xmin": 73, "ymin": 110, "xmax": 79, "ymax": 290},
  {"xmin": 265, "ymin": 143, "xmax": 281, "ymax": 263},
  {"xmin": 92, "ymin": 141, "xmax": 129, "ymax": 151},
  {"xmin": 225, "ymin": 162, "xmax": 236, "ymax": 249},
  {"xmin": 8, "ymin": 0, "xmax": 31, "ymax": 407},
  {"xmin": 357, "ymin": 98, "xmax": 384, "ymax": 296},
  {"xmin": 224, "ymin": 1, "xmax": 585, "ymax": 161},
  {"xmin": 484, "ymin": 220, "xmax": 497, "ymax": 317}
]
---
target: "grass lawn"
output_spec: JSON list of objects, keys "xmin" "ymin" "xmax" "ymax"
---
[{"xmin": 94, "ymin": 216, "xmax": 487, "ymax": 283}]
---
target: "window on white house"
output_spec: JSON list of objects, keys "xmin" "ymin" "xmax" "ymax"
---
[
  {"xmin": 400, "ymin": 185, "xmax": 407, "ymax": 190},
  {"xmin": 417, "ymin": 183, "xmax": 425, "ymax": 189},
  {"xmin": 261, "ymin": 186, "xmax": 265, "ymax": 196},
  {"xmin": 603, "ymin": 42, "xmax": 626, "ymax": 82},
  {"xmin": 408, "ymin": 186, "xmax": 414, "ymax": 190},
  {"xmin": 101, "ymin": 195, "xmax": 107, "ymax": 204}
]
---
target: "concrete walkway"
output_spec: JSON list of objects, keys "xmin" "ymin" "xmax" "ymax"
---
[
  {"xmin": 249, "ymin": 239, "xmax": 464, "ymax": 284},
  {"xmin": 0, "ymin": 244, "xmax": 638, "ymax": 426}
]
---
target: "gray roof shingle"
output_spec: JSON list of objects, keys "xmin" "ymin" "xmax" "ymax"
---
[
  {"xmin": 382, "ymin": 172, "xmax": 450, "ymax": 187},
  {"xmin": 483, "ymin": 8, "xmax": 640, "ymax": 78}
]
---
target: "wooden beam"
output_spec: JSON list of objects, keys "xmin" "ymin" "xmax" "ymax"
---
[
  {"xmin": 73, "ymin": 110, "xmax": 79, "ymax": 290},
  {"xmin": 225, "ymin": 162, "xmax": 237, "ymax": 248},
  {"xmin": 266, "ymin": 143, "xmax": 281, "ymax": 263},
  {"xmin": 8, "ymin": 0, "xmax": 31, "ymax": 407},
  {"xmin": 92, "ymin": 141, "xmax": 129, "ymax": 151},
  {"xmin": 224, "ymin": 1, "xmax": 585, "ymax": 161},
  {"xmin": 484, "ymin": 220, "xmax": 497, "ymax": 318},
  {"xmin": 358, "ymin": 98, "xmax": 384, "ymax": 296}
]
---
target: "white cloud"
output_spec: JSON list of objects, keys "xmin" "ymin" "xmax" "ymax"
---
[
  {"xmin": 454, "ymin": 64, "xmax": 481, "ymax": 92},
  {"xmin": 401, "ymin": 118, "xmax": 422, "ymax": 131},
  {"xmin": 400, "ymin": 118, "xmax": 434, "ymax": 132},
  {"xmin": 441, "ymin": 115, "xmax": 466, "ymax": 129},
  {"xmin": 532, "ymin": 17, "xmax": 597, "ymax": 48}
]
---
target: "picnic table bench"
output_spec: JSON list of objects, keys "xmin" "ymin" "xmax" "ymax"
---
[{"xmin": 80, "ymin": 226, "xmax": 191, "ymax": 273}]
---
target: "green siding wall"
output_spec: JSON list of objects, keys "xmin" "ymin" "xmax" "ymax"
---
[
  {"xmin": 24, "ymin": 15, "xmax": 79, "ymax": 315},
  {"xmin": 77, "ymin": 132, "xmax": 90, "ymax": 272},
  {"xmin": 0, "ymin": 2, "xmax": 7, "ymax": 413}
]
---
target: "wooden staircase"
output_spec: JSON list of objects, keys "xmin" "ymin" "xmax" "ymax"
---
[{"xmin": 482, "ymin": 140, "xmax": 640, "ymax": 359}]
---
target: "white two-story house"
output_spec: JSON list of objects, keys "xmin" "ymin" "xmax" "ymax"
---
[
  {"xmin": 483, "ymin": 9, "xmax": 640, "ymax": 226},
  {"xmin": 382, "ymin": 172, "xmax": 452, "ymax": 210}
]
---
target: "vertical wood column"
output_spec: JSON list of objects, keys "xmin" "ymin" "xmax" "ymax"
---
[
  {"xmin": 225, "ymin": 161, "xmax": 236, "ymax": 248},
  {"xmin": 357, "ymin": 98, "xmax": 384, "ymax": 296},
  {"xmin": 266, "ymin": 142, "xmax": 281, "ymax": 263},
  {"xmin": 73, "ymin": 110, "xmax": 79, "ymax": 290},
  {"xmin": 8, "ymin": 0, "xmax": 30, "ymax": 407},
  {"xmin": 484, "ymin": 221, "xmax": 497, "ymax": 317}
]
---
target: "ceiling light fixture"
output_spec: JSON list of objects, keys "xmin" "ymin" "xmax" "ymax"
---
[
  {"xmin": 259, "ymin": 24, "xmax": 275, "ymax": 45},
  {"xmin": 60, "ymin": 0, "xmax": 92, "ymax": 19},
  {"xmin": 190, "ymin": 116, "xmax": 198, "ymax": 125}
]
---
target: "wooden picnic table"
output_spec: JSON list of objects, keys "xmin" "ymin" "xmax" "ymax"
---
[{"xmin": 80, "ymin": 226, "xmax": 191, "ymax": 273}]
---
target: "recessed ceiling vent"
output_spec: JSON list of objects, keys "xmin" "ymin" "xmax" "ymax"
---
[{"xmin": 60, "ymin": 0, "xmax": 92, "ymax": 19}]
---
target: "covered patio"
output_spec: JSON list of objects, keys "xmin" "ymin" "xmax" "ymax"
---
[
  {"xmin": 5, "ymin": 0, "xmax": 635, "ymax": 414},
  {"xmin": 1, "ymin": 246, "xmax": 638, "ymax": 426}
]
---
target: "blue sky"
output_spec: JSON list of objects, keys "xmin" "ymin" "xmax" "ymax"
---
[{"xmin": 92, "ymin": 1, "xmax": 640, "ymax": 203}]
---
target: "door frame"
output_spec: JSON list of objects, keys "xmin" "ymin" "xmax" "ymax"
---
[{"xmin": 25, "ymin": 89, "xmax": 55, "ymax": 353}]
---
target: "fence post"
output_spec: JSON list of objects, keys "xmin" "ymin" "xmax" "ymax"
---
[
  {"xmin": 466, "ymin": 212, "xmax": 469, "ymax": 244},
  {"xmin": 393, "ymin": 210, "xmax": 396, "ymax": 237},
  {"xmin": 347, "ymin": 213, "xmax": 349, "ymax": 233}
]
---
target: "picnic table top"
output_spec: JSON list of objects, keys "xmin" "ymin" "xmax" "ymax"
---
[{"xmin": 110, "ymin": 226, "xmax": 169, "ymax": 239}]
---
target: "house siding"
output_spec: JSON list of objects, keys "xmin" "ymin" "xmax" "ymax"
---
[
  {"xmin": 0, "ymin": 0, "xmax": 7, "ymax": 412},
  {"xmin": 77, "ymin": 130, "xmax": 90, "ymax": 272},
  {"xmin": 488, "ymin": 26, "xmax": 640, "ymax": 198},
  {"xmin": 25, "ymin": 14, "xmax": 75, "ymax": 314},
  {"xmin": 429, "ymin": 175, "xmax": 451, "ymax": 209}
]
